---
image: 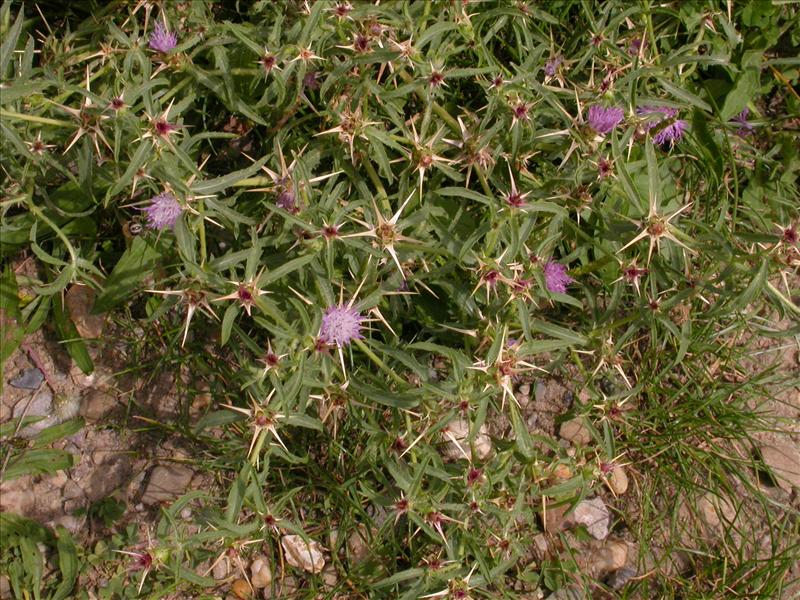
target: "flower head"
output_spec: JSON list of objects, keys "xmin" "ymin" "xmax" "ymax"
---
[
  {"xmin": 544, "ymin": 55, "xmax": 563, "ymax": 77},
  {"xmin": 142, "ymin": 191, "xmax": 182, "ymax": 229},
  {"xmin": 149, "ymin": 23, "xmax": 178, "ymax": 53},
  {"xmin": 543, "ymin": 260, "xmax": 573, "ymax": 293},
  {"xmin": 652, "ymin": 120, "xmax": 687, "ymax": 146},
  {"xmin": 637, "ymin": 105, "xmax": 679, "ymax": 129},
  {"xmin": 319, "ymin": 304, "xmax": 363, "ymax": 346},
  {"xmin": 637, "ymin": 106, "xmax": 687, "ymax": 147},
  {"xmin": 587, "ymin": 105, "xmax": 624, "ymax": 134},
  {"xmin": 732, "ymin": 108, "xmax": 755, "ymax": 137}
]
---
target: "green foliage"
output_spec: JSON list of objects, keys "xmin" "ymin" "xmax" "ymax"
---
[{"xmin": 0, "ymin": 0, "xmax": 798, "ymax": 598}]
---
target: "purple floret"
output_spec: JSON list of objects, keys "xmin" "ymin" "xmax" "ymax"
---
[
  {"xmin": 587, "ymin": 105, "xmax": 624, "ymax": 135},
  {"xmin": 319, "ymin": 305, "xmax": 363, "ymax": 346},
  {"xmin": 142, "ymin": 191, "xmax": 182, "ymax": 229},
  {"xmin": 653, "ymin": 120, "xmax": 688, "ymax": 146},
  {"xmin": 637, "ymin": 105, "xmax": 688, "ymax": 147},
  {"xmin": 543, "ymin": 261, "xmax": 573, "ymax": 294},
  {"xmin": 732, "ymin": 108, "xmax": 755, "ymax": 137},
  {"xmin": 149, "ymin": 22, "xmax": 178, "ymax": 53}
]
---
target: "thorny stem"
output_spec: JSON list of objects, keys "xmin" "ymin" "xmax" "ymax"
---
[
  {"xmin": 0, "ymin": 109, "xmax": 71, "ymax": 127},
  {"xmin": 398, "ymin": 70, "xmax": 460, "ymax": 134},
  {"xmin": 198, "ymin": 199, "xmax": 207, "ymax": 267},
  {"xmin": 250, "ymin": 428, "xmax": 268, "ymax": 465},
  {"xmin": 362, "ymin": 157, "xmax": 391, "ymax": 213}
]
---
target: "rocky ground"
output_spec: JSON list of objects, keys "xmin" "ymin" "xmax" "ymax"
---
[{"xmin": 1, "ymin": 299, "xmax": 798, "ymax": 599}]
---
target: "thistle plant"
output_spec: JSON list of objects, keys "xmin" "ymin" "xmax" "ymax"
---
[{"xmin": 1, "ymin": 1, "xmax": 799, "ymax": 599}]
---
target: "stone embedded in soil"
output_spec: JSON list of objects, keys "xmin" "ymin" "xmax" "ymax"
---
[
  {"xmin": 0, "ymin": 478, "xmax": 36, "ymax": 515},
  {"xmin": 9, "ymin": 367, "xmax": 44, "ymax": 390},
  {"xmin": 608, "ymin": 566, "xmax": 637, "ymax": 590},
  {"xmin": 322, "ymin": 564, "xmax": 338, "ymax": 586},
  {"xmin": 13, "ymin": 387, "xmax": 56, "ymax": 437},
  {"xmin": 596, "ymin": 540, "xmax": 628, "ymax": 573},
  {"xmin": 442, "ymin": 418, "xmax": 492, "ymax": 461},
  {"xmin": 697, "ymin": 492, "xmax": 736, "ymax": 533},
  {"xmin": 65, "ymin": 283, "xmax": 105, "ymax": 339},
  {"xmin": 139, "ymin": 464, "xmax": 194, "ymax": 504},
  {"xmin": 250, "ymin": 556, "xmax": 272, "ymax": 588},
  {"xmin": 213, "ymin": 558, "xmax": 231, "ymax": 580},
  {"xmin": 607, "ymin": 465, "xmax": 629, "ymax": 495},
  {"xmin": 559, "ymin": 417, "xmax": 591, "ymax": 445},
  {"xmin": 572, "ymin": 497, "xmax": 610, "ymax": 540},
  {"xmin": 13, "ymin": 387, "xmax": 52, "ymax": 419},
  {"xmin": 230, "ymin": 578, "xmax": 250, "ymax": 600},
  {"xmin": 262, "ymin": 575, "xmax": 298, "ymax": 599},
  {"xmin": 759, "ymin": 442, "xmax": 800, "ymax": 491},
  {"xmin": 281, "ymin": 534, "xmax": 326, "ymax": 573},
  {"xmin": 543, "ymin": 501, "xmax": 570, "ymax": 533},
  {"xmin": 347, "ymin": 524, "xmax": 372, "ymax": 564},
  {"xmin": 79, "ymin": 389, "xmax": 118, "ymax": 421}
]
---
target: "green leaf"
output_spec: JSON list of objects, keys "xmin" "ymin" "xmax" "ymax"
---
[
  {"xmin": 191, "ymin": 155, "xmax": 270, "ymax": 195},
  {"xmin": 31, "ymin": 418, "xmax": 84, "ymax": 448},
  {"xmin": 51, "ymin": 527, "xmax": 78, "ymax": 600},
  {"xmin": 220, "ymin": 303, "xmax": 238, "ymax": 346},
  {"xmin": 258, "ymin": 253, "xmax": 316, "ymax": 286},
  {"xmin": 93, "ymin": 236, "xmax": 161, "ymax": 313},
  {"xmin": 720, "ymin": 68, "xmax": 760, "ymax": 121},
  {"xmin": 0, "ymin": 264, "xmax": 24, "ymax": 365},
  {"xmin": 52, "ymin": 295, "xmax": 93, "ymax": 375},
  {"xmin": 3, "ymin": 449, "xmax": 75, "ymax": 481},
  {"xmin": 0, "ymin": 5, "xmax": 24, "ymax": 77}
]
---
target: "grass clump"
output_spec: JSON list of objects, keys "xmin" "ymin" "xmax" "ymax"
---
[{"xmin": 1, "ymin": 1, "xmax": 799, "ymax": 598}]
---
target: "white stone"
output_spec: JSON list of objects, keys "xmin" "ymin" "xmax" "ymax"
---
[
  {"xmin": 281, "ymin": 534, "xmax": 325, "ymax": 573},
  {"xmin": 573, "ymin": 497, "xmax": 610, "ymax": 540},
  {"xmin": 250, "ymin": 556, "xmax": 272, "ymax": 588},
  {"xmin": 442, "ymin": 418, "xmax": 492, "ymax": 461}
]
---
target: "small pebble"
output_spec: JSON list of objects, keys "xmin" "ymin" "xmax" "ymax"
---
[
  {"xmin": 608, "ymin": 566, "xmax": 637, "ymax": 590},
  {"xmin": 180, "ymin": 507, "xmax": 192, "ymax": 519},
  {"xmin": 559, "ymin": 417, "xmax": 591, "ymax": 445},
  {"xmin": 608, "ymin": 465, "xmax": 629, "ymax": 495},
  {"xmin": 9, "ymin": 367, "xmax": 44, "ymax": 390},
  {"xmin": 231, "ymin": 578, "xmax": 251, "ymax": 599},
  {"xmin": 250, "ymin": 557, "xmax": 272, "ymax": 589}
]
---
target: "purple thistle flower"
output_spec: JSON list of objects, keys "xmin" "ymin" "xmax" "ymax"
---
[
  {"xmin": 544, "ymin": 55, "xmax": 563, "ymax": 77},
  {"xmin": 142, "ymin": 191, "xmax": 182, "ymax": 230},
  {"xmin": 276, "ymin": 188, "xmax": 297, "ymax": 212},
  {"xmin": 543, "ymin": 261, "xmax": 573, "ymax": 294},
  {"xmin": 303, "ymin": 71, "xmax": 321, "ymax": 90},
  {"xmin": 652, "ymin": 120, "xmax": 688, "ymax": 146},
  {"xmin": 732, "ymin": 108, "xmax": 755, "ymax": 137},
  {"xmin": 637, "ymin": 106, "xmax": 687, "ymax": 147},
  {"xmin": 637, "ymin": 106, "xmax": 678, "ymax": 130},
  {"xmin": 628, "ymin": 37, "xmax": 646, "ymax": 56},
  {"xmin": 319, "ymin": 304, "xmax": 363, "ymax": 346},
  {"xmin": 587, "ymin": 105, "xmax": 624, "ymax": 135},
  {"xmin": 149, "ymin": 22, "xmax": 178, "ymax": 53}
]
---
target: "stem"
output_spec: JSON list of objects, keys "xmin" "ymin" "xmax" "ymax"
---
[
  {"xmin": 475, "ymin": 166, "xmax": 494, "ymax": 199},
  {"xmin": 232, "ymin": 176, "xmax": 273, "ymax": 187},
  {"xmin": 26, "ymin": 199, "xmax": 77, "ymax": 264},
  {"xmin": 397, "ymin": 70, "xmax": 460, "ymax": 134},
  {"xmin": 354, "ymin": 338, "xmax": 407, "ymax": 387},
  {"xmin": 250, "ymin": 429, "xmax": 268, "ymax": 465},
  {"xmin": 198, "ymin": 200, "xmax": 207, "ymax": 268},
  {"xmin": 0, "ymin": 109, "xmax": 71, "ymax": 127},
  {"xmin": 362, "ymin": 157, "xmax": 392, "ymax": 214}
]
